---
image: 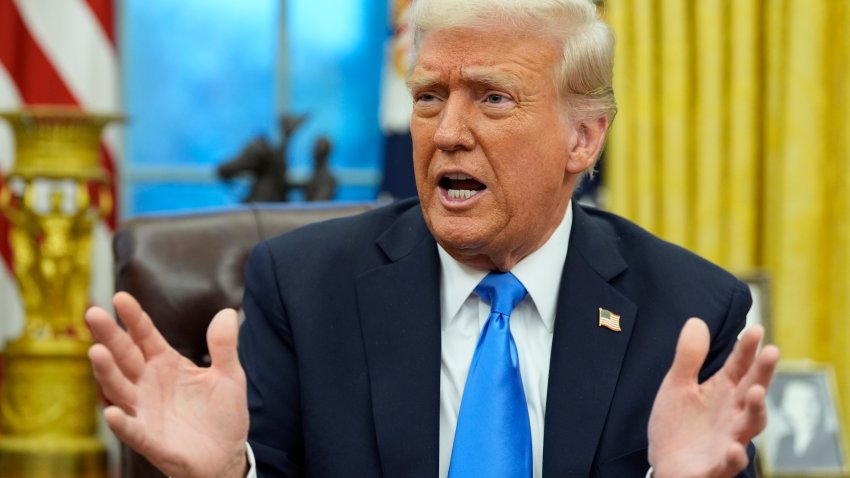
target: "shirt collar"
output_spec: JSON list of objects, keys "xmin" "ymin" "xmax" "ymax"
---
[{"xmin": 438, "ymin": 201, "xmax": 573, "ymax": 332}]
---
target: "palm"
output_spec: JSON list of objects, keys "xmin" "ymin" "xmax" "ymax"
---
[
  {"xmin": 649, "ymin": 365, "xmax": 752, "ymax": 475},
  {"xmin": 648, "ymin": 319, "xmax": 779, "ymax": 478},
  {"xmin": 87, "ymin": 292, "xmax": 249, "ymax": 478},
  {"xmin": 131, "ymin": 349, "xmax": 247, "ymax": 475}
]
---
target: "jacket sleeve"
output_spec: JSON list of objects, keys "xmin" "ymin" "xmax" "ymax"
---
[
  {"xmin": 704, "ymin": 279, "xmax": 760, "ymax": 478},
  {"xmin": 239, "ymin": 242, "xmax": 305, "ymax": 477}
]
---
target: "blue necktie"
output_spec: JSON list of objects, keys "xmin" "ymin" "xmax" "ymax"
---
[{"xmin": 448, "ymin": 271, "xmax": 532, "ymax": 478}]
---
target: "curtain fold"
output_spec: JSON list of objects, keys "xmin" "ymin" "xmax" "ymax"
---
[
  {"xmin": 658, "ymin": 0, "xmax": 691, "ymax": 247},
  {"xmin": 604, "ymin": 0, "xmax": 850, "ymax": 435}
]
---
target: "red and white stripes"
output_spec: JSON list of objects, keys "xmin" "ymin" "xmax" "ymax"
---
[{"xmin": 0, "ymin": 0, "xmax": 119, "ymax": 346}]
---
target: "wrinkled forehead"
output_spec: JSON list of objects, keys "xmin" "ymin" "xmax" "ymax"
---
[{"xmin": 408, "ymin": 26, "xmax": 562, "ymax": 83}]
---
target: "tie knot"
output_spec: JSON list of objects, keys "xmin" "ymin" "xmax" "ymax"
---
[{"xmin": 474, "ymin": 272, "xmax": 527, "ymax": 316}]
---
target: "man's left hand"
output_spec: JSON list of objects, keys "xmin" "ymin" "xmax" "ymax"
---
[{"xmin": 648, "ymin": 318, "xmax": 780, "ymax": 478}]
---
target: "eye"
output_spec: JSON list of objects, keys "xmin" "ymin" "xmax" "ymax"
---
[
  {"xmin": 482, "ymin": 92, "xmax": 514, "ymax": 107},
  {"xmin": 416, "ymin": 92, "xmax": 439, "ymax": 103},
  {"xmin": 412, "ymin": 91, "xmax": 443, "ymax": 117}
]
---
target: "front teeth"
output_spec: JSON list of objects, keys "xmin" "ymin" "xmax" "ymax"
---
[
  {"xmin": 446, "ymin": 173, "xmax": 473, "ymax": 180},
  {"xmin": 448, "ymin": 189, "xmax": 479, "ymax": 199}
]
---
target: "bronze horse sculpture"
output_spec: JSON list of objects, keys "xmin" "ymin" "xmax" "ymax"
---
[
  {"xmin": 217, "ymin": 115, "xmax": 305, "ymax": 203},
  {"xmin": 218, "ymin": 114, "xmax": 337, "ymax": 203}
]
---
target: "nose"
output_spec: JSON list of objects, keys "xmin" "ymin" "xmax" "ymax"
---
[{"xmin": 433, "ymin": 95, "xmax": 474, "ymax": 152}]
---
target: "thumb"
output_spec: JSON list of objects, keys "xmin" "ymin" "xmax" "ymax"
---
[
  {"xmin": 207, "ymin": 308, "xmax": 242, "ymax": 376},
  {"xmin": 666, "ymin": 318, "xmax": 710, "ymax": 386}
]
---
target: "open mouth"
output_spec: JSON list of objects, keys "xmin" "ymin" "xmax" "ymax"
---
[{"xmin": 439, "ymin": 173, "xmax": 486, "ymax": 200}]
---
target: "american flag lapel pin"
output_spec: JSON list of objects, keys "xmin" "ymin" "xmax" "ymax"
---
[{"xmin": 598, "ymin": 308, "xmax": 622, "ymax": 332}]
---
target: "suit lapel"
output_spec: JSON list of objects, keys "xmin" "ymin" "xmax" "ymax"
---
[
  {"xmin": 543, "ymin": 204, "xmax": 638, "ymax": 477},
  {"xmin": 356, "ymin": 206, "xmax": 442, "ymax": 478}
]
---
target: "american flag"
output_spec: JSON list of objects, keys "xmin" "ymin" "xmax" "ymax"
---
[
  {"xmin": 379, "ymin": 0, "xmax": 417, "ymax": 199},
  {"xmin": 598, "ymin": 308, "xmax": 622, "ymax": 332},
  {"xmin": 0, "ymin": 0, "xmax": 120, "ymax": 348}
]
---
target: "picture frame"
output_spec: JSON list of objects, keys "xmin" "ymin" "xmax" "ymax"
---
[{"xmin": 760, "ymin": 362, "xmax": 849, "ymax": 477}]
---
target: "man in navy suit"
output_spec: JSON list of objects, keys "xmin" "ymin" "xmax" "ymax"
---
[{"xmin": 86, "ymin": 1, "xmax": 779, "ymax": 477}]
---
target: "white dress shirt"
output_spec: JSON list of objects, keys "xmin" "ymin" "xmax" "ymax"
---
[
  {"xmin": 438, "ymin": 202, "xmax": 572, "ymax": 478},
  {"xmin": 245, "ymin": 202, "xmax": 573, "ymax": 478}
]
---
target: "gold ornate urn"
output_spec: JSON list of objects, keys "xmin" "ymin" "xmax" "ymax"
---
[{"xmin": 0, "ymin": 107, "xmax": 119, "ymax": 478}]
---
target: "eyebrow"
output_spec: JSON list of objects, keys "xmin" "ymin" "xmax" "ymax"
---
[
  {"xmin": 406, "ymin": 73, "xmax": 440, "ymax": 92},
  {"xmin": 462, "ymin": 67, "xmax": 522, "ymax": 92},
  {"xmin": 406, "ymin": 67, "xmax": 523, "ymax": 93}
]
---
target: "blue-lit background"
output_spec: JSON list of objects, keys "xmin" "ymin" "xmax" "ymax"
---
[{"xmin": 122, "ymin": 0, "xmax": 389, "ymax": 216}]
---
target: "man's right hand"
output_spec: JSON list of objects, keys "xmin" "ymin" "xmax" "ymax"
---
[{"xmin": 86, "ymin": 292, "xmax": 250, "ymax": 478}]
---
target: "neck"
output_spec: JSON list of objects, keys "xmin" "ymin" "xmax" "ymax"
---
[{"xmin": 446, "ymin": 200, "xmax": 571, "ymax": 272}]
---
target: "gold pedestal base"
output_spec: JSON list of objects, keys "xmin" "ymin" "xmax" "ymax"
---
[
  {"xmin": 1, "ymin": 339, "xmax": 108, "ymax": 477},
  {"xmin": 0, "ymin": 436, "xmax": 107, "ymax": 478}
]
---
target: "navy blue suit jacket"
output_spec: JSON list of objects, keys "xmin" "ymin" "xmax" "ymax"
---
[{"xmin": 238, "ymin": 198, "xmax": 756, "ymax": 477}]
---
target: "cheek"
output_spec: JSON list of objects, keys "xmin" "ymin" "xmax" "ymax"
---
[
  {"xmin": 412, "ymin": 147, "xmax": 433, "ymax": 185},
  {"xmin": 411, "ymin": 121, "xmax": 435, "ymax": 157},
  {"xmin": 493, "ymin": 143, "xmax": 567, "ymax": 197},
  {"xmin": 411, "ymin": 136, "xmax": 432, "ymax": 177}
]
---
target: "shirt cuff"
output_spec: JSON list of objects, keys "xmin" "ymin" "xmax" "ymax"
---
[{"xmin": 245, "ymin": 442, "xmax": 257, "ymax": 478}]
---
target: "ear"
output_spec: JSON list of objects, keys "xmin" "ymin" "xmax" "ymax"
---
[{"xmin": 565, "ymin": 116, "xmax": 610, "ymax": 175}]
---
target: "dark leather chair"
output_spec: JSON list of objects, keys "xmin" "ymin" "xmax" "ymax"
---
[{"xmin": 112, "ymin": 202, "xmax": 375, "ymax": 478}]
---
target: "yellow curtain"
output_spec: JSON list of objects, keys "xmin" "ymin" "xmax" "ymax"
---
[{"xmin": 605, "ymin": 0, "xmax": 850, "ymax": 433}]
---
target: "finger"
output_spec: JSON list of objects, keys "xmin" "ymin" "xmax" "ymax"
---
[
  {"xmin": 733, "ymin": 342, "xmax": 780, "ymax": 405},
  {"xmin": 721, "ymin": 325, "xmax": 764, "ymax": 384},
  {"xmin": 724, "ymin": 442, "xmax": 749, "ymax": 475},
  {"xmin": 736, "ymin": 384, "xmax": 769, "ymax": 442},
  {"xmin": 207, "ymin": 308, "xmax": 243, "ymax": 377},
  {"xmin": 89, "ymin": 343, "xmax": 139, "ymax": 409},
  {"xmin": 104, "ymin": 405, "xmax": 149, "ymax": 453},
  {"xmin": 86, "ymin": 305, "xmax": 146, "ymax": 381},
  {"xmin": 666, "ymin": 318, "xmax": 710, "ymax": 386},
  {"xmin": 113, "ymin": 291, "xmax": 171, "ymax": 359},
  {"xmin": 749, "ymin": 344, "xmax": 780, "ymax": 389}
]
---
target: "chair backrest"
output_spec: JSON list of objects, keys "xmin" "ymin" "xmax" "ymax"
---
[{"xmin": 113, "ymin": 202, "xmax": 375, "ymax": 478}]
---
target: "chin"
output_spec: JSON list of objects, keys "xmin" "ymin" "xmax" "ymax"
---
[{"xmin": 428, "ymin": 215, "xmax": 491, "ymax": 251}]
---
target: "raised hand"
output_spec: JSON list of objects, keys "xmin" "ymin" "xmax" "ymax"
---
[
  {"xmin": 86, "ymin": 292, "xmax": 250, "ymax": 478},
  {"xmin": 648, "ymin": 318, "xmax": 780, "ymax": 478}
]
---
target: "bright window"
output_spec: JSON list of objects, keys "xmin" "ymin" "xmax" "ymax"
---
[{"xmin": 122, "ymin": 0, "xmax": 387, "ymax": 216}]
